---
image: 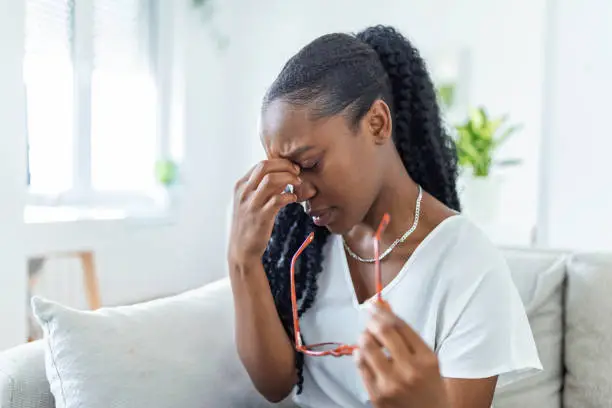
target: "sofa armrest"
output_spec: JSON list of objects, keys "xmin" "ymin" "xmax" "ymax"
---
[{"xmin": 0, "ymin": 341, "xmax": 54, "ymax": 408}]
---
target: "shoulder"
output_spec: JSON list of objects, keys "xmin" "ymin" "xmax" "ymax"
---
[
  {"xmin": 428, "ymin": 215, "xmax": 515, "ymax": 308},
  {"xmin": 444, "ymin": 214, "xmax": 503, "ymax": 256},
  {"xmin": 431, "ymin": 217, "xmax": 542, "ymax": 381},
  {"xmin": 430, "ymin": 215, "xmax": 524, "ymax": 333},
  {"xmin": 435, "ymin": 215, "xmax": 509, "ymax": 276}
]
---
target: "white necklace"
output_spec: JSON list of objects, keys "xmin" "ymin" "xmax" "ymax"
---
[{"xmin": 342, "ymin": 185, "xmax": 423, "ymax": 263}]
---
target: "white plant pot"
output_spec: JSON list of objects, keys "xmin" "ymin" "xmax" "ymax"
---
[
  {"xmin": 459, "ymin": 173, "xmax": 504, "ymax": 225},
  {"xmin": 152, "ymin": 184, "xmax": 181, "ymax": 213}
]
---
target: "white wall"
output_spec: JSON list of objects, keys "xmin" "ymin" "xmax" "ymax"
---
[
  {"xmin": 224, "ymin": 0, "xmax": 549, "ymax": 246},
  {"xmin": 538, "ymin": 0, "xmax": 612, "ymax": 251},
  {"xmin": 0, "ymin": 0, "xmax": 27, "ymax": 349}
]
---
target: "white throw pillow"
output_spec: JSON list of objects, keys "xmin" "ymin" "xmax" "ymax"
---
[
  {"xmin": 563, "ymin": 253, "xmax": 612, "ymax": 408},
  {"xmin": 493, "ymin": 249, "xmax": 567, "ymax": 408},
  {"xmin": 31, "ymin": 278, "xmax": 297, "ymax": 408}
]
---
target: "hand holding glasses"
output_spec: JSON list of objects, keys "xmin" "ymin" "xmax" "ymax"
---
[{"xmin": 290, "ymin": 213, "xmax": 391, "ymax": 357}]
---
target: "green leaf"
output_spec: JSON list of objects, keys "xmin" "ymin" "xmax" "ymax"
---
[
  {"xmin": 485, "ymin": 115, "xmax": 507, "ymax": 138},
  {"xmin": 155, "ymin": 159, "xmax": 179, "ymax": 186},
  {"xmin": 495, "ymin": 158, "xmax": 522, "ymax": 167},
  {"xmin": 458, "ymin": 142, "xmax": 480, "ymax": 162},
  {"xmin": 453, "ymin": 106, "xmax": 522, "ymax": 176},
  {"xmin": 468, "ymin": 107, "xmax": 485, "ymax": 129}
]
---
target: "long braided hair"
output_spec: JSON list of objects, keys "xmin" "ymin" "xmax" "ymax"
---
[{"xmin": 260, "ymin": 25, "xmax": 461, "ymax": 394}]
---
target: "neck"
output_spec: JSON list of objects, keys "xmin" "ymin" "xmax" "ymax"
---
[{"xmin": 346, "ymin": 160, "xmax": 420, "ymax": 246}]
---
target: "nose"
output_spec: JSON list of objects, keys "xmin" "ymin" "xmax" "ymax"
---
[{"xmin": 294, "ymin": 179, "xmax": 316, "ymax": 203}]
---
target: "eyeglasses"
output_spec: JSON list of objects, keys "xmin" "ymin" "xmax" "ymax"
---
[{"xmin": 290, "ymin": 213, "xmax": 391, "ymax": 357}]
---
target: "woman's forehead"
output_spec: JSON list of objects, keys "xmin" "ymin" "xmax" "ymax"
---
[
  {"xmin": 262, "ymin": 101, "xmax": 310, "ymax": 139},
  {"xmin": 262, "ymin": 127, "xmax": 318, "ymax": 161},
  {"xmin": 261, "ymin": 100, "xmax": 339, "ymax": 158}
]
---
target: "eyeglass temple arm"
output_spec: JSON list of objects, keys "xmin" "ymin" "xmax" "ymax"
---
[{"xmin": 290, "ymin": 232, "xmax": 315, "ymax": 347}]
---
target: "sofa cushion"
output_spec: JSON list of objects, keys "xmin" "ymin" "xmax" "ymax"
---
[
  {"xmin": 564, "ymin": 253, "xmax": 612, "ymax": 408},
  {"xmin": 0, "ymin": 341, "xmax": 55, "ymax": 408},
  {"xmin": 31, "ymin": 278, "xmax": 297, "ymax": 408},
  {"xmin": 493, "ymin": 249, "xmax": 566, "ymax": 408}
]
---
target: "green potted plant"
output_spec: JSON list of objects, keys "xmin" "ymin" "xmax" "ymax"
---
[
  {"xmin": 155, "ymin": 159, "xmax": 180, "ymax": 187},
  {"xmin": 453, "ymin": 106, "xmax": 522, "ymax": 223},
  {"xmin": 454, "ymin": 106, "xmax": 522, "ymax": 177},
  {"xmin": 154, "ymin": 158, "xmax": 181, "ymax": 211}
]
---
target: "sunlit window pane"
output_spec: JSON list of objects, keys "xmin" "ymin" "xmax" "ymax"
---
[
  {"xmin": 90, "ymin": 0, "xmax": 157, "ymax": 192},
  {"xmin": 91, "ymin": 73, "xmax": 157, "ymax": 191},
  {"xmin": 24, "ymin": 0, "xmax": 74, "ymax": 193}
]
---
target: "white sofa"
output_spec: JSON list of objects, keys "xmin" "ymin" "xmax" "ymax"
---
[{"xmin": 1, "ymin": 247, "xmax": 611, "ymax": 408}]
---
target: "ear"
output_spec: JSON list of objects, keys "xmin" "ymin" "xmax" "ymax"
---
[{"xmin": 365, "ymin": 99, "xmax": 393, "ymax": 145}]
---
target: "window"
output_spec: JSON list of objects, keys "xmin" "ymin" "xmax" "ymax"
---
[{"xmin": 24, "ymin": 0, "xmax": 176, "ymax": 221}]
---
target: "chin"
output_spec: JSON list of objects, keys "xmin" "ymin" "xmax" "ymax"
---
[
  {"xmin": 310, "ymin": 209, "xmax": 356, "ymax": 235},
  {"xmin": 322, "ymin": 218, "xmax": 352, "ymax": 235}
]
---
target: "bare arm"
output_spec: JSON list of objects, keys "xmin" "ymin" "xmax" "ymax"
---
[
  {"xmin": 229, "ymin": 259, "xmax": 297, "ymax": 402},
  {"xmin": 444, "ymin": 377, "xmax": 497, "ymax": 408},
  {"xmin": 228, "ymin": 159, "xmax": 303, "ymax": 402}
]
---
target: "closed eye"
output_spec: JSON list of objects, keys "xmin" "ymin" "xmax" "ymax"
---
[{"xmin": 300, "ymin": 160, "xmax": 319, "ymax": 171}]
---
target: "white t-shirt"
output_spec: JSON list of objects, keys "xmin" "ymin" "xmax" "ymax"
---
[{"xmin": 292, "ymin": 215, "xmax": 542, "ymax": 408}]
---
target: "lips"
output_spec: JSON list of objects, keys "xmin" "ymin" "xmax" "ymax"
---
[{"xmin": 308, "ymin": 208, "xmax": 334, "ymax": 227}]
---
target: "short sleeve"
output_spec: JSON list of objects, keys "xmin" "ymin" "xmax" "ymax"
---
[{"xmin": 436, "ymin": 257, "xmax": 543, "ymax": 387}]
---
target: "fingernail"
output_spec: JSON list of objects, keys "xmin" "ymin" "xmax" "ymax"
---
[
  {"xmin": 296, "ymin": 177, "xmax": 302, "ymax": 184},
  {"xmin": 294, "ymin": 165, "xmax": 300, "ymax": 173}
]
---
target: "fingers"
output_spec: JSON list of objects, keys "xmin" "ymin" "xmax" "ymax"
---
[
  {"xmin": 229, "ymin": 159, "xmax": 302, "ymax": 263},
  {"xmin": 366, "ymin": 307, "xmax": 414, "ymax": 363},
  {"xmin": 354, "ymin": 349, "xmax": 378, "ymax": 400},
  {"xmin": 246, "ymin": 159, "xmax": 300, "ymax": 192},
  {"xmin": 261, "ymin": 190, "xmax": 298, "ymax": 216},
  {"xmin": 234, "ymin": 162, "xmax": 265, "ymax": 196},
  {"xmin": 252, "ymin": 171, "xmax": 302, "ymax": 209},
  {"xmin": 357, "ymin": 331, "xmax": 391, "ymax": 380},
  {"xmin": 356, "ymin": 306, "xmax": 443, "ymax": 405},
  {"xmin": 372, "ymin": 304, "xmax": 432, "ymax": 355}
]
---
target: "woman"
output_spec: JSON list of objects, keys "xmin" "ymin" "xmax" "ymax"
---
[{"xmin": 228, "ymin": 25, "xmax": 541, "ymax": 408}]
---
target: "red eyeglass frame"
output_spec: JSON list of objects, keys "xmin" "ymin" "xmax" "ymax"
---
[{"xmin": 290, "ymin": 213, "xmax": 391, "ymax": 357}]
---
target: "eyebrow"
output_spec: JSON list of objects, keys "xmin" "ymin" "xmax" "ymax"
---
[{"xmin": 282, "ymin": 145, "xmax": 315, "ymax": 161}]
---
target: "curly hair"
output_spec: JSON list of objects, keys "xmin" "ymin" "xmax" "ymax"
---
[{"xmin": 260, "ymin": 25, "xmax": 461, "ymax": 394}]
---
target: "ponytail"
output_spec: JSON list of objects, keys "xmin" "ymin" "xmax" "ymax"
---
[{"xmin": 357, "ymin": 25, "xmax": 460, "ymax": 210}]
